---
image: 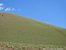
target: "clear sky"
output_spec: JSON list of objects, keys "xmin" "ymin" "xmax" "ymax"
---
[{"xmin": 0, "ymin": 0, "xmax": 66, "ymax": 28}]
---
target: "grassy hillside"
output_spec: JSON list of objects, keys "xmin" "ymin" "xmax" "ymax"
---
[{"xmin": 0, "ymin": 12, "xmax": 66, "ymax": 47}]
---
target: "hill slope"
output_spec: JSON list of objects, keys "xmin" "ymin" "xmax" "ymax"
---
[{"xmin": 0, "ymin": 12, "xmax": 66, "ymax": 47}]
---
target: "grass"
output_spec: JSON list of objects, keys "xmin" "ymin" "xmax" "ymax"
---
[
  {"xmin": 0, "ymin": 12, "xmax": 66, "ymax": 48},
  {"xmin": 0, "ymin": 42, "xmax": 66, "ymax": 50}
]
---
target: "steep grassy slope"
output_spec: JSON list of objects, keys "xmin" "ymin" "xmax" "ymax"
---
[{"xmin": 0, "ymin": 12, "xmax": 66, "ymax": 47}]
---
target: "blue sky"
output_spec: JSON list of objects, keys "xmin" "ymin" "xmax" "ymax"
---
[{"xmin": 0, "ymin": 0, "xmax": 66, "ymax": 28}]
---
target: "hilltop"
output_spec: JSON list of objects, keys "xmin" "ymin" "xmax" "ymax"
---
[{"xmin": 0, "ymin": 12, "xmax": 66, "ymax": 47}]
